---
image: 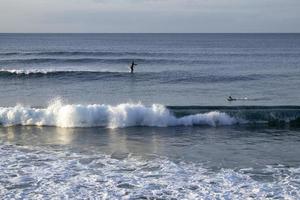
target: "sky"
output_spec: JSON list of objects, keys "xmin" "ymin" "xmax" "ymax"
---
[{"xmin": 0, "ymin": 0, "xmax": 300, "ymax": 33}]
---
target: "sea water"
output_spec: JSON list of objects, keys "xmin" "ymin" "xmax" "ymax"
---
[{"xmin": 0, "ymin": 33, "xmax": 300, "ymax": 199}]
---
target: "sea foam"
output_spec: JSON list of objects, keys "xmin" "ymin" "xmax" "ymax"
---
[
  {"xmin": 1, "ymin": 144, "xmax": 299, "ymax": 199},
  {"xmin": 0, "ymin": 68, "xmax": 53, "ymax": 75},
  {"xmin": 0, "ymin": 100, "xmax": 236, "ymax": 128}
]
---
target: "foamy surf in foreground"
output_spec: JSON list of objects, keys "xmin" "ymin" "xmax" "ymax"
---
[
  {"xmin": 0, "ymin": 144, "xmax": 299, "ymax": 199},
  {"xmin": 0, "ymin": 100, "xmax": 237, "ymax": 128}
]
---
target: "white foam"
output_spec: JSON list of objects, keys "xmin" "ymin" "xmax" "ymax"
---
[
  {"xmin": 0, "ymin": 68, "xmax": 129, "ymax": 75},
  {"xmin": 0, "ymin": 68, "xmax": 54, "ymax": 74},
  {"xmin": 1, "ymin": 144, "xmax": 299, "ymax": 199},
  {"xmin": 0, "ymin": 100, "xmax": 237, "ymax": 128}
]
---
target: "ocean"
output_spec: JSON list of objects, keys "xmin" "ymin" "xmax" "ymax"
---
[{"xmin": 0, "ymin": 33, "xmax": 300, "ymax": 199}]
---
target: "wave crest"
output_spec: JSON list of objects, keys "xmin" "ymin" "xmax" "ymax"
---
[
  {"xmin": 0, "ymin": 69, "xmax": 55, "ymax": 75},
  {"xmin": 0, "ymin": 69, "xmax": 126, "ymax": 77},
  {"xmin": 0, "ymin": 100, "xmax": 236, "ymax": 128}
]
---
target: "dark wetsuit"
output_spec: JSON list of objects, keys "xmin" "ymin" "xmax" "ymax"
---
[
  {"xmin": 227, "ymin": 96, "xmax": 236, "ymax": 101},
  {"xmin": 130, "ymin": 61, "xmax": 137, "ymax": 73}
]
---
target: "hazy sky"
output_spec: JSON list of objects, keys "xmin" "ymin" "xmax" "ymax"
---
[{"xmin": 0, "ymin": 0, "xmax": 300, "ymax": 33}]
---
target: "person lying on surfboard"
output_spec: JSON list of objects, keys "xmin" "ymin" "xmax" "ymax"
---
[
  {"xmin": 130, "ymin": 60, "xmax": 137, "ymax": 73},
  {"xmin": 227, "ymin": 96, "xmax": 236, "ymax": 101},
  {"xmin": 227, "ymin": 96, "xmax": 249, "ymax": 101}
]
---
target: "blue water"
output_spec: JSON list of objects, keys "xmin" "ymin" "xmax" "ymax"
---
[
  {"xmin": 0, "ymin": 33, "xmax": 300, "ymax": 106},
  {"xmin": 0, "ymin": 34, "xmax": 300, "ymax": 199}
]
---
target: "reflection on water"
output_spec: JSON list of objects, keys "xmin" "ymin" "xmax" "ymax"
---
[
  {"xmin": 55, "ymin": 128, "xmax": 75, "ymax": 145},
  {"xmin": 1, "ymin": 126, "xmax": 75, "ymax": 145},
  {"xmin": 1, "ymin": 125, "xmax": 300, "ymax": 169}
]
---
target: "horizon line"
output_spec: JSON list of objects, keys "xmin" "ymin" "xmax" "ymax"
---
[{"xmin": 0, "ymin": 32, "xmax": 300, "ymax": 34}]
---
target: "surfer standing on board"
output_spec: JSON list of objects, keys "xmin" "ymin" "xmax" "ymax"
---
[{"xmin": 130, "ymin": 60, "xmax": 137, "ymax": 73}]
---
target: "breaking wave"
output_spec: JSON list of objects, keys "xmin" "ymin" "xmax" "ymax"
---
[
  {"xmin": 0, "ymin": 69, "xmax": 125, "ymax": 77},
  {"xmin": 0, "ymin": 69, "xmax": 59, "ymax": 75},
  {"xmin": 1, "ymin": 100, "xmax": 300, "ymax": 128},
  {"xmin": 0, "ymin": 100, "xmax": 237, "ymax": 128}
]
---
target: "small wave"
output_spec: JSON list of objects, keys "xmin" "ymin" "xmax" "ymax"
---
[
  {"xmin": 0, "ymin": 69, "xmax": 56, "ymax": 75},
  {"xmin": 0, "ymin": 57, "xmax": 222, "ymax": 66},
  {"xmin": 0, "ymin": 100, "xmax": 237, "ymax": 128},
  {"xmin": 0, "ymin": 51, "xmax": 126, "ymax": 56},
  {"xmin": 0, "ymin": 69, "xmax": 128, "ymax": 78},
  {"xmin": 0, "ymin": 51, "xmax": 170, "ymax": 57},
  {"xmin": 160, "ymin": 74, "xmax": 265, "ymax": 84},
  {"xmin": 0, "ymin": 69, "xmax": 271, "ymax": 86},
  {"xmin": 1, "ymin": 51, "xmax": 299, "ymax": 58},
  {"xmin": 170, "ymin": 105, "xmax": 300, "ymax": 127},
  {"xmin": 0, "ymin": 58, "xmax": 146, "ymax": 64}
]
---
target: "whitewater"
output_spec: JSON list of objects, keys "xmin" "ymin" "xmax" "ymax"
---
[
  {"xmin": 0, "ymin": 100, "xmax": 236, "ymax": 128},
  {"xmin": 1, "ymin": 143, "xmax": 299, "ymax": 199}
]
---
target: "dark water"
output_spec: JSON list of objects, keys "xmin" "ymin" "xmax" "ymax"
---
[{"xmin": 0, "ymin": 34, "xmax": 300, "ymax": 199}]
